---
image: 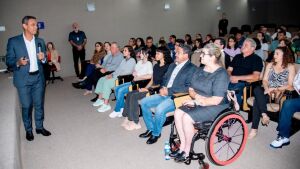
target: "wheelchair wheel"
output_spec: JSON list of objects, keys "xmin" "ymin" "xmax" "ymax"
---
[{"xmin": 205, "ymin": 111, "xmax": 248, "ymax": 166}]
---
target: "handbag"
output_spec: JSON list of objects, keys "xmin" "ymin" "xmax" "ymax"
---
[{"xmin": 268, "ymin": 90, "xmax": 284, "ymax": 111}]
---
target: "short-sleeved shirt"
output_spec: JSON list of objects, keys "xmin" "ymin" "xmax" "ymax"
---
[
  {"xmin": 230, "ymin": 53, "xmax": 263, "ymax": 76},
  {"xmin": 191, "ymin": 67, "xmax": 230, "ymax": 100},
  {"xmin": 68, "ymin": 30, "xmax": 87, "ymax": 46}
]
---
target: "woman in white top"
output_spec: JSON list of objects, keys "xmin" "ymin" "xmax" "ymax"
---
[
  {"xmin": 257, "ymin": 32, "xmax": 269, "ymax": 60},
  {"xmin": 109, "ymin": 50, "xmax": 153, "ymax": 118}
]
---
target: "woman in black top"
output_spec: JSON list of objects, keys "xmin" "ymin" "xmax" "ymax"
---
[{"xmin": 121, "ymin": 46, "xmax": 173, "ymax": 130}]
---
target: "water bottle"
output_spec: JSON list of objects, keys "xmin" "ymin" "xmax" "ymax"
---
[{"xmin": 164, "ymin": 141, "xmax": 171, "ymax": 160}]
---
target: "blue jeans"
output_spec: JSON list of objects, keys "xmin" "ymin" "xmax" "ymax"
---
[
  {"xmin": 140, "ymin": 94, "xmax": 175, "ymax": 136},
  {"xmin": 278, "ymin": 98, "xmax": 300, "ymax": 138},
  {"xmin": 114, "ymin": 82, "xmax": 131, "ymax": 112},
  {"xmin": 228, "ymin": 82, "xmax": 246, "ymax": 106}
]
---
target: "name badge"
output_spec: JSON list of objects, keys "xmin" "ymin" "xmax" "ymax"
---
[{"xmin": 76, "ymin": 37, "xmax": 79, "ymax": 41}]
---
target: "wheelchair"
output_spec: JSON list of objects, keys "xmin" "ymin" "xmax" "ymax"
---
[{"xmin": 169, "ymin": 93, "xmax": 248, "ymax": 169}]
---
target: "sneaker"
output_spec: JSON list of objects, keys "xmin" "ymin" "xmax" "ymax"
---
[
  {"xmin": 120, "ymin": 108, "xmax": 124, "ymax": 113},
  {"xmin": 109, "ymin": 111, "xmax": 122, "ymax": 118},
  {"xmin": 93, "ymin": 99, "xmax": 104, "ymax": 107},
  {"xmin": 270, "ymin": 136, "xmax": 290, "ymax": 148},
  {"xmin": 97, "ymin": 104, "xmax": 111, "ymax": 112}
]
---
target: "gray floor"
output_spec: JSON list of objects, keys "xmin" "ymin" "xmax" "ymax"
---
[{"xmin": 21, "ymin": 77, "xmax": 300, "ymax": 169}]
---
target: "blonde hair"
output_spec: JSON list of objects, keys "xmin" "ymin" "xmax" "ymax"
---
[{"xmin": 203, "ymin": 43, "xmax": 222, "ymax": 61}]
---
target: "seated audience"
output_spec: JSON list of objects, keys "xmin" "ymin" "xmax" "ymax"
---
[
  {"xmin": 270, "ymin": 69, "xmax": 300, "ymax": 148},
  {"xmin": 224, "ymin": 36, "xmax": 241, "ymax": 68},
  {"xmin": 93, "ymin": 46, "xmax": 136, "ymax": 112},
  {"xmin": 271, "ymin": 26, "xmax": 292, "ymax": 40},
  {"xmin": 203, "ymin": 34, "xmax": 213, "ymax": 46},
  {"xmin": 213, "ymin": 37, "xmax": 226, "ymax": 68},
  {"xmin": 269, "ymin": 30, "xmax": 286, "ymax": 52},
  {"xmin": 121, "ymin": 47, "xmax": 173, "ymax": 130},
  {"xmin": 256, "ymin": 32, "xmax": 269, "ymax": 61},
  {"xmin": 260, "ymin": 26, "xmax": 272, "ymax": 43},
  {"xmin": 139, "ymin": 44, "xmax": 196, "ymax": 144},
  {"xmin": 109, "ymin": 49, "xmax": 153, "ymax": 118},
  {"xmin": 253, "ymin": 37, "xmax": 263, "ymax": 60},
  {"xmin": 143, "ymin": 36, "xmax": 157, "ymax": 61},
  {"xmin": 82, "ymin": 42, "xmax": 106, "ymax": 95},
  {"xmin": 249, "ymin": 46, "xmax": 296, "ymax": 139},
  {"xmin": 184, "ymin": 34, "xmax": 193, "ymax": 49},
  {"xmin": 134, "ymin": 37, "xmax": 145, "ymax": 57},
  {"xmin": 45, "ymin": 42, "xmax": 61, "ymax": 83},
  {"xmin": 167, "ymin": 35, "xmax": 176, "ymax": 60},
  {"xmin": 267, "ymin": 39, "xmax": 294, "ymax": 63},
  {"xmin": 227, "ymin": 38, "xmax": 263, "ymax": 106},
  {"xmin": 192, "ymin": 38, "xmax": 202, "ymax": 52},
  {"xmin": 128, "ymin": 37, "xmax": 136, "ymax": 49},
  {"xmin": 72, "ymin": 42, "xmax": 123, "ymax": 93},
  {"xmin": 171, "ymin": 43, "xmax": 230, "ymax": 162},
  {"xmin": 235, "ymin": 30, "xmax": 246, "ymax": 49}
]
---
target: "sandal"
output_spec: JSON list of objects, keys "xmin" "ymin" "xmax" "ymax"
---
[
  {"xmin": 248, "ymin": 129, "xmax": 257, "ymax": 139},
  {"xmin": 261, "ymin": 114, "xmax": 270, "ymax": 126}
]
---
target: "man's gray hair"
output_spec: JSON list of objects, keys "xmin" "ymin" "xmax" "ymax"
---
[
  {"xmin": 244, "ymin": 38, "xmax": 257, "ymax": 49},
  {"xmin": 179, "ymin": 43, "xmax": 192, "ymax": 56},
  {"xmin": 111, "ymin": 42, "xmax": 120, "ymax": 49}
]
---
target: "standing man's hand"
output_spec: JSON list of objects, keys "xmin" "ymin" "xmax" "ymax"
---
[
  {"xmin": 18, "ymin": 57, "xmax": 28, "ymax": 66},
  {"xmin": 37, "ymin": 52, "xmax": 44, "ymax": 61}
]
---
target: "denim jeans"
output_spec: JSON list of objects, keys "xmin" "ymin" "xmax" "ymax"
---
[
  {"xmin": 228, "ymin": 82, "xmax": 246, "ymax": 106},
  {"xmin": 140, "ymin": 94, "xmax": 175, "ymax": 136},
  {"xmin": 114, "ymin": 82, "xmax": 131, "ymax": 112},
  {"xmin": 278, "ymin": 98, "xmax": 300, "ymax": 138}
]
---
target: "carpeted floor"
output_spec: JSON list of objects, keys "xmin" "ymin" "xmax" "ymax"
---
[{"xmin": 21, "ymin": 77, "xmax": 300, "ymax": 169}]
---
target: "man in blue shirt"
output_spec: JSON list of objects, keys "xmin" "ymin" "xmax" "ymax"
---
[{"xmin": 69, "ymin": 22, "xmax": 87, "ymax": 78}]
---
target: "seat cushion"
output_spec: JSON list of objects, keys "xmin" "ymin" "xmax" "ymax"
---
[{"xmin": 293, "ymin": 112, "xmax": 300, "ymax": 120}]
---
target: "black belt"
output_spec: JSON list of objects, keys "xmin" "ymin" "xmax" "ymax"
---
[{"xmin": 29, "ymin": 70, "xmax": 39, "ymax": 75}]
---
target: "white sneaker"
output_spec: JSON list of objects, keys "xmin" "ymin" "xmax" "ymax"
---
[
  {"xmin": 97, "ymin": 104, "xmax": 111, "ymax": 112},
  {"xmin": 270, "ymin": 136, "xmax": 290, "ymax": 148},
  {"xmin": 120, "ymin": 108, "xmax": 124, "ymax": 113},
  {"xmin": 93, "ymin": 99, "xmax": 104, "ymax": 107},
  {"xmin": 109, "ymin": 111, "xmax": 122, "ymax": 118}
]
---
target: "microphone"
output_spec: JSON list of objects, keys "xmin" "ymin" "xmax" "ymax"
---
[{"xmin": 38, "ymin": 43, "xmax": 42, "ymax": 53}]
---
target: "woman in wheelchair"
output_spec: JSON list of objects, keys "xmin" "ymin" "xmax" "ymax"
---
[
  {"xmin": 108, "ymin": 49, "xmax": 153, "ymax": 118},
  {"xmin": 172, "ymin": 43, "xmax": 230, "ymax": 162},
  {"xmin": 120, "ymin": 47, "xmax": 172, "ymax": 130},
  {"xmin": 248, "ymin": 46, "xmax": 295, "ymax": 139},
  {"xmin": 92, "ymin": 46, "xmax": 137, "ymax": 112}
]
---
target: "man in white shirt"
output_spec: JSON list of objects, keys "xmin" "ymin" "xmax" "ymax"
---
[
  {"xmin": 6, "ymin": 16, "xmax": 51, "ymax": 141},
  {"xmin": 139, "ymin": 44, "xmax": 196, "ymax": 144}
]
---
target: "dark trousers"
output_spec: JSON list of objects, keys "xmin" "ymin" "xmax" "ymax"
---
[
  {"xmin": 42, "ymin": 64, "xmax": 50, "ymax": 81},
  {"xmin": 278, "ymin": 98, "xmax": 300, "ymax": 138},
  {"xmin": 252, "ymin": 86, "xmax": 268, "ymax": 129},
  {"xmin": 16, "ymin": 73, "xmax": 45, "ymax": 132},
  {"xmin": 72, "ymin": 48, "xmax": 85, "ymax": 77},
  {"xmin": 85, "ymin": 69, "xmax": 105, "ymax": 91},
  {"xmin": 122, "ymin": 90, "xmax": 148, "ymax": 124}
]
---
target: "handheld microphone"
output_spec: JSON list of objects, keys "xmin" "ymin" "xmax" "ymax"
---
[{"xmin": 38, "ymin": 43, "xmax": 42, "ymax": 53}]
